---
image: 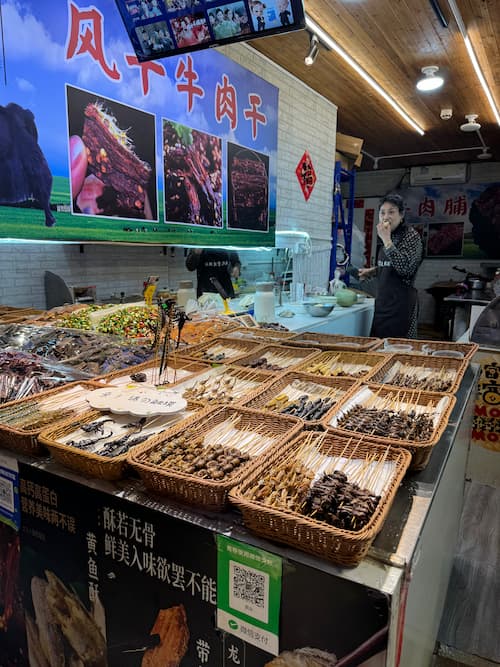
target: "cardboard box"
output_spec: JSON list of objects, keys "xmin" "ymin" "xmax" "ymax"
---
[
  {"xmin": 336, "ymin": 132, "xmax": 364, "ymax": 159},
  {"xmin": 335, "ymin": 151, "xmax": 355, "ymax": 171}
]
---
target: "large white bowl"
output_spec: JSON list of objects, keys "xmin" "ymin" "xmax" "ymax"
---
[{"xmin": 304, "ymin": 302, "xmax": 335, "ymax": 317}]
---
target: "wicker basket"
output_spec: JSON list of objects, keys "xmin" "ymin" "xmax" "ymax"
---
[
  {"xmin": 241, "ymin": 371, "xmax": 359, "ymax": 427},
  {"xmin": 322, "ymin": 384, "xmax": 456, "ymax": 471},
  {"xmin": 383, "ymin": 338, "xmax": 478, "ymax": 361},
  {"xmin": 368, "ymin": 353, "xmax": 469, "ymax": 394},
  {"xmin": 229, "ymin": 431, "xmax": 412, "ymax": 567},
  {"xmin": 0, "ymin": 309, "xmax": 43, "ymax": 323},
  {"xmin": 128, "ymin": 406, "xmax": 303, "ymax": 510},
  {"xmin": 92, "ymin": 357, "xmax": 209, "ymax": 387},
  {"xmin": 174, "ymin": 317, "xmax": 240, "ymax": 347},
  {"xmin": 224, "ymin": 327, "xmax": 296, "ymax": 344},
  {"xmin": 177, "ymin": 336, "xmax": 265, "ymax": 363},
  {"xmin": 233, "ymin": 344, "xmax": 321, "ymax": 375},
  {"xmin": 296, "ymin": 350, "xmax": 388, "ymax": 381},
  {"xmin": 289, "ymin": 333, "xmax": 382, "ymax": 352},
  {"xmin": 39, "ymin": 407, "xmax": 199, "ymax": 480},
  {"xmin": 0, "ymin": 381, "xmax": 101, "ymax": 455},
  {"xmin": 170, "ymin": 364, "xmax": 275, "ymax": 408}
]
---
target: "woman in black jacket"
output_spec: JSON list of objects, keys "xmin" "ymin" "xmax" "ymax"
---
[{"xmin": 359, "ymin": 194, "xmax": 423, "ymax": 338}]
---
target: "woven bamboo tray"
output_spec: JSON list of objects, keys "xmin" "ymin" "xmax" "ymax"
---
[
  {"xmin": 39, "ymin": 406, "xmax": 199, "ymax": 480},
  {"xmin": 383, "ymin": 338, "xmax": 478, "ymax": 361},
  {"xmin": 289, "ymin": 333, "xmax": 382, "ymax": 352},
  {"xmin": 92, "ymin": 357, "xmax": 209, "ymax": 387},
  {"xmin": 0, "ymin": 306, "xmax": 18, "ymax": 315},
  {"xmin": 233, "ymin": 344, "xmax": 321, "ymax": 375},
  {"xmin": 229, "ymin": 431, "xmax": 412, "ymax": 567},
  {"xmin": 223, "ymin": 327, "xmax": 296, "ymax": 344},
  {"xmin": 240, "ymin": 371, "xmax": 359, "ymax": 427},
  {"xmin": 368, "ymin": 352, "xmax": 468, "ymax": 395},
  {"xmin": 296, "ymin": 350, "xmax": 388, "ymax": 381},
  {"xmin": 0, "ymin": 381, "xmax": 101, "ymax": 455},
  {"xmin": 177, "ymin": 336, "xmax": 265, "ymax": 364},
  {"xmin": 170, "ymin": 364, "xmax": 275, "ymax": 408},
  {"xmin": 0, "ymin": 308, "xmax": 43, "ymax": 323},
  {"xmin": 322, "ymin": 384, "xmax": 456, "ymax": 470},
  {"xmin": 173, "ymin": 317, "xmax": 240, "ymax": 348},
  {"xmin": 128, "ymin": 405, "xmax": 302, "ymax": 511}
]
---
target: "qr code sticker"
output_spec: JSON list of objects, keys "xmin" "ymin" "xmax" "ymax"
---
[
  {"xmin": 0, "ymin": 476, "xmax": 14, "ymax": 513},
  {"xmin": 228, "ymin": 560, "xmax": 269, "ymax": 623}
]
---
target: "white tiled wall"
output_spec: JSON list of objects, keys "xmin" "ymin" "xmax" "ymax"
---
[{"xmin": 0, "ymin": 44, "xmax": 337, "ymax": 310}]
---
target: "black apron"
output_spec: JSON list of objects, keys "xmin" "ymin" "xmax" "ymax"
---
[{"xmin": 371, "ymin": 245, "xmax": 417, "ymax": 338}]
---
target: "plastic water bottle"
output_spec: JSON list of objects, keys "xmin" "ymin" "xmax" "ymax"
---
[{"xmin": 254, "ymin": 282, "xmax": 275, "ymax": 323}]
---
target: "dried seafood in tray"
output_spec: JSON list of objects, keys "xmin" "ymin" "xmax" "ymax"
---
[
  {"xmin": 224, "ymin": 327, "xmax": 296, "ymax": 344},
  {"xmin": 95, "ymin": 358, "xmax": 209, "ymax": 388},
  {"xmin": 179, "ymin": 336, "xmax": 263, "ymax": 363},
  {"xmin": 0, "ymin": 350, "xmax": 90, "ymax": 404},
  {"xmin": 323, "ymin": 384, "xmax": 456, "ymax": 470},
  {"xmin": 0, "ymin": 324, "xmax": 154, "ymax": 376},
  {"xmin": 170, "ymin": 316, "xmax": 238, "ymax": 347},
  {"xmin": 298, "ymin": 351, "xmax": 386, "ymax": 380},
  {"xmin": 176, "ymin": 365, "xmax": 272, "ymax": 406},
  {"xmin": 230, "ymin": 430, "xmax": 411, "ymax": 566},
  {"xmin": 128, "ymin": 406, "xmax": 302, "ymax": 510},
  {"xmin": 235, "ymin": 344, "xmax": 321, "ymax": 373},
  {"xmin": 39, "ymin": 407, "xmax": 197, "ymax": 480},
  {"xmin": 0, "ymin": 382, "xmax": 102, "ymax": 455},
  {"xmin": 369, "ymin": 353, "xmax": 468, "ymax": 394},
  {"xmin": 242, "ymin": 372, "xmax": 358, "ymax": 425}
]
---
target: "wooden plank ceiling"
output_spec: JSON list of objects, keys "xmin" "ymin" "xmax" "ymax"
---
[{"xmin": 250, "ymin": 0, "xmax": 499, "ymax": 170}]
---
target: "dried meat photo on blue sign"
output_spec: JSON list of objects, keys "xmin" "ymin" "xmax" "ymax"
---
[
  {"xmin": 0, "ymin": 0, "xmax": 277, "ymax": 247},
  {"xmin": 66, "ymin": 85, "xmax": 158, "ymax": 222},
  {"xmin": 227, "ymin": 142, "xmax": 269, "ymax": 232},
  {"xmin": 163, "ymin": 119, "xmax": 222, "ymax": 227}
]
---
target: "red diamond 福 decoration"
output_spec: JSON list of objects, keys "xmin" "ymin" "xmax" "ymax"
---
[{"xmin": 295, "ymin": 150, "xmax": 317, "ymax": 201}]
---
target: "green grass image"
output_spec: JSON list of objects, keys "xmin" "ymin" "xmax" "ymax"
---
[{"xmin": 0, "ymin": 176, "xmax": 276, "ymax": 246}]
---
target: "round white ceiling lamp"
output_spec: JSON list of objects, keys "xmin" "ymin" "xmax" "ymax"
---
[
  {"xmin": 416, "ymin": 66, "xmax": 444, "ymax": 92},
  {"xmin": 477, "ymin": 148, "xmax": 492, "ymax": 159},
  {"xmin": 460, "ymin": 114, "xmax": 481, "ymax": 132}
]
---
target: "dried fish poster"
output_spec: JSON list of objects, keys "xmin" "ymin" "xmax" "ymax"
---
[{"xmin": 14, "ymin": 463, "xmax": 391, "ymax": 666}]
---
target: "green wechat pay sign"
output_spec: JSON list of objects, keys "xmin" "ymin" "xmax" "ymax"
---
[{"xmin": 217, "ymin": 535, "xmax": 282, "ymax": 656}]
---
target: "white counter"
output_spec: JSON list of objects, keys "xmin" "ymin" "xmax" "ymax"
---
[{"xmin": 271, "ymin": 299, "xmax": 375, "ymax": 336}]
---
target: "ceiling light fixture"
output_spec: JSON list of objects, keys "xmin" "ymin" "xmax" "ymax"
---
[
  {"xmin": 304, "ymin": 34, "xmax": 319, "ymax": 67},
  {"xmin": 416, "ymin": 66, "xmax": 444, "ymax": 92},
  {"xmin": 460, "ymin": 114, "xmax": 481, "ymax": 132},
  {"xmin": 445, "ymin": 0, "xmax": 500, "ymax": 126},
  {"xmin": 477, "ymin": 148, "xmax": 492, "ymax": 160},
  {"xmin": 305, "ymin": 15, "xmax": 425, "ymax": 136}
]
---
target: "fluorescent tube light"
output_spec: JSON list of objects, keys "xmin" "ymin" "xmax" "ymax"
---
[
  {"xmin": 446, "ymin": 0, "xmax": 500, "ymax": 126},
  {"xmin": 305, "ymin": 15, "xmax": 425, "ymax": 136}
]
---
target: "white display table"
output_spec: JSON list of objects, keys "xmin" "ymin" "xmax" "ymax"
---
[{"xmin": 273, "ymin": 300, "xmax": 375, "ymax": 336}]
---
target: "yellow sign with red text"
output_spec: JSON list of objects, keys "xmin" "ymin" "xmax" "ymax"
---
[{"xmin": 472, "ymin": 359, "xmax": 500, "ymax": 452}]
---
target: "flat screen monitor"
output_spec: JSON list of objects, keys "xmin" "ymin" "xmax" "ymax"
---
[{"xmin": 114, "ymin": 0, "xmax": 305, "ymax": 61}]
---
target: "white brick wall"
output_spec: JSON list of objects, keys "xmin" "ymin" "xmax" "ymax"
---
[{"xmin": 0, "ymin": 45, "xmax": 338, "ymax": 309}]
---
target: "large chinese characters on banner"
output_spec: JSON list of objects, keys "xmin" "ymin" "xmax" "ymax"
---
[
  {"xmin": 403, "ymin": 183, "xmax": 500, "ymax": 259},
  {"xmin": 0, "ymin": 0, "xmax": 278, "ymax": 247}
]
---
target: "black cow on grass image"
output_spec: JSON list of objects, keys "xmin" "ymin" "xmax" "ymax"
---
[{"xmin": 0, "ymin": 103, "xmax": 55, "ymax": 227}]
